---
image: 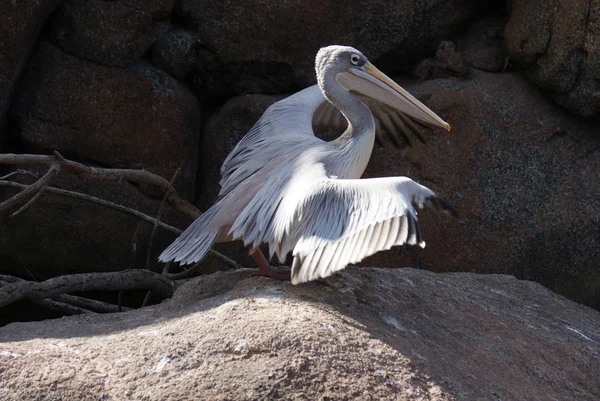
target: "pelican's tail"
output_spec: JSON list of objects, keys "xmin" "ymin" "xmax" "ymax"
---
[{"xmin": 158, "ymin": 205, "xmax": 221, "ymax": 265}]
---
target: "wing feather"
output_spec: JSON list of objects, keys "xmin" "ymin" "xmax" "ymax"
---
[
  {"xmin": 219, "ymin": 86, "xmax": 326, "ymax": 197},
  {"xmin": 226, "ymin": 166, "xmax": 456, "ymax": 284}
]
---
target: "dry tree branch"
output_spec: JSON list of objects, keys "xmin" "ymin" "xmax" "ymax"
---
[
  {"xmin": 0, "ymin": 152, "xmax": 243, "ymax": 314},
  {"xmin": 147, "ymin": 168, "xmax": 181, "ymax": 270},
  {"xmin": 0, "ymin": 180, "xmax": 242, "ymax": 269},
  {"xmin": 0, "ymin": 270, "xmax": 175, "ymax": 308},
  {"xmin": 0, "ymin": 277, "xmax": 95, "ymax": 315},
  {"xmin": 142, "ymin": 168, "xmax": 181, "ymax": 307},
  {"xmin": 0, "ymin": 180, "xmax": 182, "ymax": 234},
  {"xmin": 0, "ymin": 152, "xmax": 201, "ymax": 219},
  {"xmin": 0, "ymin": 169, "xmax": 39, "ymax": 180},
  {"xmin": 0, "ymin": 162, "xmax": 60, "ymax": 215},
  {"xmin": 31, "ymin": 298, "xmax": 94, "ymax": 316},
  {"xmin": 0, "ymin": 275, "xmax": 131, "ymax": 313}
]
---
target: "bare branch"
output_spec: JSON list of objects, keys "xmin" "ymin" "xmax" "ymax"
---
[
  {"xmin": 208, "ymin": 251, "xmax": 243, "ymax": 270},
  {"xmin": 147, "ymin": 168, "xmax": 180, "ymax": 270},
  {"xmin": 0, "ymin": 162, "xmax": 60, "ymax": 215},
  {"xmin": 0, "ymin": 276, "xmax": 131, "ymax": 313},
  {"xmin": 0, "ymin": 169, "xmax": 39, "ymax": 180},
  {"xmin": 31, "ymin": 298, "xmax": 95, "ymax": 316},
  {"xmin": 0, "ymin": 270, "xmax": 175, "ymax": 308},
  {"xmin": 0, "ymin": 152, "xmax": 200, "ymax": 219},
  {"xmin": 0, "ymin": 180, "xmax": 181, "ymax": 234},
  {"xmin": 0, "ymin": 180, "xmax": 242, "ymax": 271}
]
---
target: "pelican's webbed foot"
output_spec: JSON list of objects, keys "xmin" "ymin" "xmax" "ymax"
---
[{"xmin": 249, "ymin": 248, "xmax": 291, "ymax": 281}]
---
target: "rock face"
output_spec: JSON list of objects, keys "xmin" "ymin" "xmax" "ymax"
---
[
  {"xmin": 364, "ymin": 70, "xmax": 600, "ymax": 309},
  {"xmin": 1, "ymin": 267, "xmax": 598, "ymax": 400},
  {"xmin": 2, "ymin": 41, "xmax": 202, "ymax": 280},
  {"xmin": 152, "ymin": 28, "xmax": 198, "ymax": 79},
  {"xmin": 182, "ymin": 0, "xmax": 482, "ymax": 98},
  {"xmin": 0, "ymin": 0, "xmax": 63, "ymax": 133},
  {"xmin": 51, "ymin": 0, "xmax": 175, "ymax": 67},
  {"xmin": 505, "ymin": 0, "xmax": 600, "ymax": 118},
  {"xmin": 456, "ymin": 17, "xmax": 507, "ymax": 72},
  {"xmin": 12, "ymin": 42, "xmax": 201, "ymax": 198}
]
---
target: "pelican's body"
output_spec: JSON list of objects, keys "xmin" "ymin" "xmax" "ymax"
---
[{"xmin": 160, "ymin": 46, "xmax": 456, "ymax": 284}]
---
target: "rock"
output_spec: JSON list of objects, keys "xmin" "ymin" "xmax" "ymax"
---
[
  {"xmin": 11, "ymin": 42, "xmax": 201, "ymax": 199},
  {"xmin": 151, "ymin": 28, "xmax": 197, "ymax": 79},
  {"xmin": 191, "ymin": 48, "xmax": 296, "ymax": 103},
  {"xmin": 414, "ymin": 41, "xmax": 468, "ymax": 81},
  {"xmin": 51, "ymin": 0, "xmax": 176, "ymax": 67},
  {"xmin": 196, "ymin": 71, "xmax": 600, "ymax": 310},
  {"xmin": 0, "ymin": 0, "xmax": 63, "ymax": 133},
  {"xmin": 180, "ymin": 0, "xmax": 482, "ymax": 99},
  {"xmin": 456, "ymin": 17, "xmax": 507, "ymax": 72},
  {"xmin": 363, "ymin": 70, "xmax": 600, "ymax": 310},
  {"xmin": 505, "ymin": 0, "xmax": 600, "ymax": 118},
  {"xmin": 1, "ymin": 267, "xmax": 598, "ymax": 400}
]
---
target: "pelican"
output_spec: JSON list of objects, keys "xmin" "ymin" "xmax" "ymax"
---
[{"xmin": 160, "ymin": 45, "xmax": 457, "ymax": 284}]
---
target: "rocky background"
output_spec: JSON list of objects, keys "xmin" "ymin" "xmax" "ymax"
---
[{"xmin": 0, "ymin": 0, "xmax": 599, "ymax": 312}]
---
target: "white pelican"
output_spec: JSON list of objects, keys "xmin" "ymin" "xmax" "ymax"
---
[{"xmin": 160, "ymin": 45, "xmax": 457, "ymax": 284}]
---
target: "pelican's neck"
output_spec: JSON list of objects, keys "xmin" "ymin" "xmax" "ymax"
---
[
  {"xmin": 319, "ymin": 75, "xmax": 375, "ymax": 141},
  {"xmin": 319, "ymin": 75, "xmax": 376, "ymax": 178}
]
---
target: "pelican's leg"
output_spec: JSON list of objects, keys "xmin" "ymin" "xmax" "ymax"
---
[{"xmin": 249, "ymin": 248, "xmax": 291, "ymax": 281}]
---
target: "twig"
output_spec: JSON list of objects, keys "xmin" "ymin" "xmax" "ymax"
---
[
  {"xmin": 163, "ymin": 260, "xmax": 205, "ymax": 280},
  {"xmin": 142, "ymin": 169, "xmax": 181, "ymax": 307},
  {"xmin": 0, "ymin": 180, "xmax": 181, "ymax": 234},
  {"xmin": 147, "ymin": 168, "xmax": 180, "ymax": 271},
  {"xmin": 207, "ymin": 251, "xmax": 243, "ymax": 270},
  {"xmin": 0, "ymin": 162, "xmax": 60, "ymax": 215},
  {"xmin": 119, "ymin": 222, "xmax": 144, "ymax": 311},
  {"xmin": 0, "ymin": 180, "xmax": 242, "ymax": 270},
  {"xmin": 0, "ymin": 152, "xmax": 201, "ymax": 219},
  {"xmin": 0, "ymin": 270, "xmax": 175, "ymax": 308},
  {"xmin": 0, "ymin": 169, "xmax": 39, "ymax": 180},
  {"xmin": 31, "ymin": 298, "xmax": 95, "ymax": 316}
]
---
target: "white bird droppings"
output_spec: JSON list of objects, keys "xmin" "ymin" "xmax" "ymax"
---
[
  {"xmin": 234, "ymin": 340, "xmax": 249, "ymax": 353},
  {"xmin": 153, "ymin": 356, "xmax": 171, "ymax": 373}
]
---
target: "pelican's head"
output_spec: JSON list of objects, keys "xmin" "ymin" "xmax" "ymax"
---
[{"xmin": 315, "ymin": 45, "xmax": 451, "ymax": 131}]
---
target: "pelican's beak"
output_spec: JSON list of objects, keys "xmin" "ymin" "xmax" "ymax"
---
[{"xmin": 336, "ymin": 64, "xmax": 451, "ymax": 131}]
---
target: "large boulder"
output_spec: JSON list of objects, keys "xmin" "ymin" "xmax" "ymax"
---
[
  {"xmin": 0, "ymin": 0, "xmax": 63, "ymax": 134},
  {"xmin": 505, "ymin": 0, "xmax": 600, "ymax": 118},
  {"xmin": 2, "ymin": 41, "xmax": 203, "ymax": 280},
  {"xmin": 197, "ymin": 70, "xmax": 600, "ymax": 310},
  {"xmin": 151, "ymin": 28, "xmax": 198, "ymax": 79},
  {"xmin": 181, "ymin": 0, "xmax": 483, "ymax": 99},
  {"xmin": 1, "ymin": 267, "xmax": 598, "ymax": 400},
  {"xmin": 50, "ymin": 0, "xmax": 175, "ymax": 67},
  {"xmin": 365, "ymin": 69, "xmax": 600, "ymax": 309},
  {"xmin": 11, "ymin": 42, "xmax": 201, "ymax": 198}
]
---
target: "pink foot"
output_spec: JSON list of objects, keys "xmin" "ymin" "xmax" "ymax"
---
[{"xmin": 249, "ymin": 248, "xmax": 291, "ymax": 281}]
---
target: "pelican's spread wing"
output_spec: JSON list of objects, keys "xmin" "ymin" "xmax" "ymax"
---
[
  {"xmin": 218, "ymin": 85, "xmax": 326, "ymax": 197},
  {"xmin": 313, "ymin": 94, "xmax": 428, "ymax": 147},
  {"xmin": 229, "ymin": 161, "xmax": 457, "ymax": 284}
]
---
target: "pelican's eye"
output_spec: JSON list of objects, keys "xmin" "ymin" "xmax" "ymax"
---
[{"xmin": 350, "ymin": 54, "xmax": 364, "ymax": 66}]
